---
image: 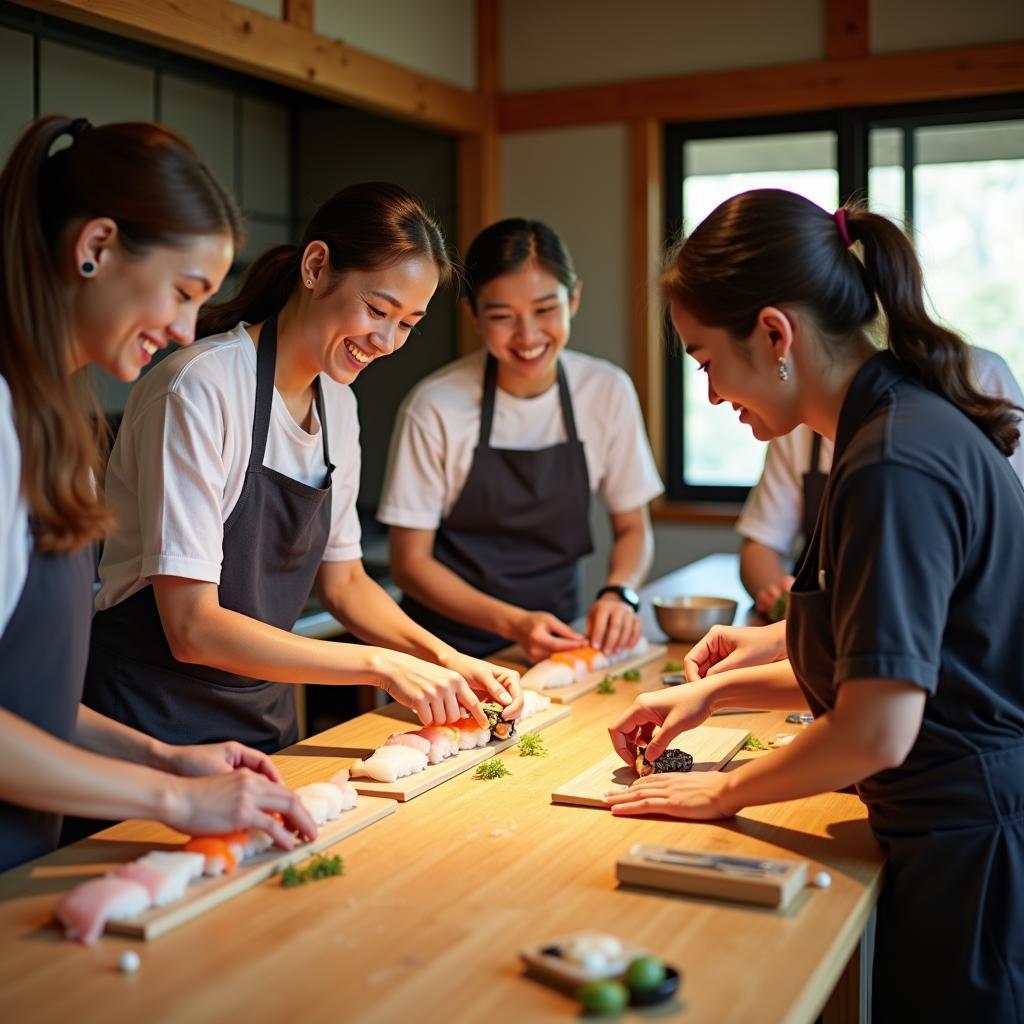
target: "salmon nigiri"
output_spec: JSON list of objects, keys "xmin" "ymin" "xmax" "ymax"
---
[{"xmin": 184, "ymin": 836, "xmax": 238, "ymax": 876}]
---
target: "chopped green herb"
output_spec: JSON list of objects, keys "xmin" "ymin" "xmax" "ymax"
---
[
  {"xmin": 662, "ymin": 660, "xmax": 684, "ymax": 672},
  {"xmin": 517, "ymin": 733, "xmax": 547, "ymax": 757},
  {"xmin": 596, "ymin": 674, "xmax": 616, "ymax": 694},
  {"xmin": 769, "ymin": 592, "xmax": 789, "ymax": 623},
  {"xmin": 743, "ymin": 735, "xmax": 770, "ymax": 751},
  {"xmin": 473, "ymin": 757, "xmax": 510, "ymax": 780},
  {"xmin": 280, "ymin": 853, "xmax": 344, "ymax": 887},
  {"xmin": 621, "ymin": 669, "xmax": 641, "ymax": 682}
]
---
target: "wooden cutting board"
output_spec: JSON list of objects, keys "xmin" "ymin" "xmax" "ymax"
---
[
  {"xmin": 350, "ymin": 701, "xmax": 571, "ymax": 802},
  {"xmin": 535, "ymin": 643, "xmax": 670, "ymax": 704},
  {"xmin": 106, "ymin": 796, "xmax": 396, "ymax": 940},
  {"xmin": 551, "ymin": 724, "xmax": 749, "ymax": 809}
]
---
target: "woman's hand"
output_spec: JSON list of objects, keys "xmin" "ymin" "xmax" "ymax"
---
[
  {"xmin": 442, "ymin": 653, "xmax": 524, "ymax": 720},
  {"xmin": 377, "ymin": 651, "xmax": 489, "ymax": 727},
  {"xmin": 608, "ymin": 681, "xmax": 718, "ymax": 766},
  {"xmin": 587, "ymin": 596, "xmax": 642, "ymax": 655},
  {"xmin": 683, "ymin": 620, "xmax": 788, "ymax": 681},
  {"xmin": 512, "ymin": 610, "xmax": 588, "ymax": 664},
  {"xmin": 755, "ymin": 575, "xmax": 795, "ymax": 618},
  {"xmin": 604, "ymin": 770, "xmax": 737, "ymax": 820},
  {"xmin": 159, "ymin": 741, "xmax": 284, "ymax": 784},
  {"xmin": 164, "ymin": 769, "xmax": 317, "ymax": 850}
]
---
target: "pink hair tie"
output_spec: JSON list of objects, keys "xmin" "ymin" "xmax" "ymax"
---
[{"xmin": 834, "ymin": 208, "xmax": 853, "ymax": 248}]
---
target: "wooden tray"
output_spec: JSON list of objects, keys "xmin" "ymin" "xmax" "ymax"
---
[
  {"xmin": 350, "ymin": 701, "xmax": 572, "ymax": 802},
  {"xmin": 534, "ymin": 643, "xmax": 669, "ymax": 704},
  {"xmin": 107, "ymin": 796, "xmax": 396, "ymax": 940},
  {"xmin": 551, "ymin": 725, "xmax": 749, "ymax": 809}
]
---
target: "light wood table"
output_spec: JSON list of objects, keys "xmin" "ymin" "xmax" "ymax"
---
[{"xmin": 0, "ymin": 557, "xmax": 885, "ymax": 1024}]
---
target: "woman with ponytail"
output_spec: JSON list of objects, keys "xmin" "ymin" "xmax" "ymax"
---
[
  {"xmin": 84, "ymin": 183, "xmax": 521, "ymax": 757},
  {"xmin": 0, "ymin": 115, "xmax": 316, "ymax": 871},
  {"xmin": 608, "ymin": 189, "xmax": 1024, "ymax": 1020}
]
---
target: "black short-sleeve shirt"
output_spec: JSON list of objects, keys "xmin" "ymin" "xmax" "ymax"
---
[{"xmin": 787, "ymin": 351, "xmax": 1024, "ymax": 788}]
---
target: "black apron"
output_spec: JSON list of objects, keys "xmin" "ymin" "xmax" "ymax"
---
[
  {"xmin": 788, "ymin": 442, "xmax": 1024, "ymax": 1022},
  {"xmin": 0, "ymin": 534, "xmax": 94, "ymax": 871},
  {"xmin": 794, "ymin": 431, "xmax": 827, "ymax": 574},
  {"xmin": 401, "ymin": 354, "xmax": 593, "ymax": 656},
  {"xmin": 84, "ymin": 314, "xmax": 335, "ymax": 754}
]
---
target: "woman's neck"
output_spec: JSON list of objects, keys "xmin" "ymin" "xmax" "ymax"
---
[
  {"xmin": 264, "ymin": 291, "xmax": 319, "ymax": 430},
  {"xmin": 800, "ymin": 333, "xmax": 878, "ymax": 442}
]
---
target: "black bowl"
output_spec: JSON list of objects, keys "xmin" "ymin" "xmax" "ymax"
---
[{"xmin": 628, "ymin": 965, "xmax": 682, "ymax": 1006}]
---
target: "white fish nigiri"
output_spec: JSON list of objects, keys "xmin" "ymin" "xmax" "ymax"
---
[
  {"xmin": 298, "ymin": 792, "xmax": 330, "ymax": 825},
  {"xmin": 334, "ymin": 779, "xmax": 359, "ymax": 810},
  {"xmin": 137, "ymin": 850, "xmax": 205, "ymax": 886},
  {"xmin": 296, "ymin": 782, "xmax": 344, "ymax": 820},
  {"xmin": 328, "ymin": 768, "xmax": 349, "ymax": 786},
  {"xmin": 521, "ymin": 660, "xmax": 575, "ymax": 691},
  {"xmin": 385, "ymin": 732, "xmax": 432, "ymax": 756},
  {"xmin": 350, "ymin": 745, "xmax": 428, "ymax": 783},
  {"xmin": 520, "ymin": 689, "xmax": 552, "ymax": 721},
  {"xmin": 112, "ymin": 862, "xmax": 187, "ymax": 907},
  {"xmin": 54, "ymin": 877, "xmax": 151, "ymax": 945}
]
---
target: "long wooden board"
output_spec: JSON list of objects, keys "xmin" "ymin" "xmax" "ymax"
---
[
  {"xmin": 106, "ymin": 796, "xmax": 396, "ymax": 940},
  {"xmin": 551, "ymin": 725, "xmax": 750, "ymax": 809},
  {"xmin": 350, "ymin": 702, "xmax": 572, "ymax": 802},
  {"xmin": 531, "ymin": 643, "xmax": 670, "ymax": 704}
]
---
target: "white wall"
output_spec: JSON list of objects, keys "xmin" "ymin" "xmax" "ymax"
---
[
  {"xmin": 873, "ymin": 0, "xmax": 1024, "ymax": 54},
  {"xmin": 315, "ymin": 0, "xmax": 476, "ymax": 90}
]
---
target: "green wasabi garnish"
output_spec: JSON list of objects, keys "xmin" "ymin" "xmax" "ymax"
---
[
  {"xmin": 621, "ymin": 669, "xmax": 641, "ymax": 682},
  {"xmin": 473, "ymin": 757, "xmax": 510, "ymax": 780},
  {"xmin": 743, "ymin": 736, "xmax": 769, "ymax": 751},
  {"xmin": 662, "ymin": 660, "xmax": 684, "ymax": 672},
  {"xmin": 280, "ymin": 853, "xmax": 344, "ymax": 887},
  {"xmin": 596, "ymin": 675, "xmax": 616, "ymax": 694},
  {"xmin": 517, "ymin": 733, "xmax": 547, "ymax": 757}
]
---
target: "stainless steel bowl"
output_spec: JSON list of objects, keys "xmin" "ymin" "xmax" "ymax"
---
[{"xmin": 651, "ymin": 595, "xmax": 738, "ymax": 642}]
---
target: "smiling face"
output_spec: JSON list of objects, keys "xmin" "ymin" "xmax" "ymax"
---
[
  {"xmin": 471, "ymin": 261, "xmax": 580, "ymax": 396},
  {"xmin": 70, "ymin": 224, "xmax": 234, "ymax": 381},
  {"xmin": 669, "ymin": 299, "xmax": 801, "ymax": 442},
  {"xmin": 299, "ymin": 256, "xmax": 439, "ymax": 385}
]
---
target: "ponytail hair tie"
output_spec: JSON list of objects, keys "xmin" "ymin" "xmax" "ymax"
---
[
  {"xmin": 834, "ymin": 207, "xmax": 853, "ymax": 248},
  {"xmin": 68, "ymin": 117, "xmax": 93, "ymax": 141}
]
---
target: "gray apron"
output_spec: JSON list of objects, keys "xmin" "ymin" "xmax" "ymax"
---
[
  {"xmin": 401, "ymin": 354, "xmax": 593, "ymax": 656},
  {"xmin": 84, "ymin": 314, "xmax": 334, "ymax": 753},
  {"xmin": 0, "ymin": 533, "xmax": 94, "ymax": 871}
]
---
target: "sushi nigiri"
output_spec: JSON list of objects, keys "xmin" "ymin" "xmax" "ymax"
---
[
  {"xmin": 452, "ymin": 716, "xmax": 490, "ymax": 750},
  {"xmin": 549, "ymin": 651, "xmax": 588, "ymax": 678},
  {"xmin": 328, "ymin": 768, "xmax": 349, "ymax": 786},
  {"xmin": 350, "ymin": 745, "xmax": 428, "ymax": 783},
  {"xmin": 298, "ymin": 792, "xmax": 329, "ymax": 825},
  {"xmin": 520, "ymin": 689, "xmax": 552, "ymax": 721},
  {"xmin": 385, "ymin": 732, "xmax": 432, "ymax": 756},
  {"xmin": 521, "ymin": 660, "xmax": 575, "ymax": 691},
  {"xmin": 184, "ymin": 836, "xmax": 238, "ymax": 876},
  {"xmin": 334, "ymin": 779, "xmax": 359, "ymax": 810},
  {"xmin": 113, "ymin": 862, "xmax": 188, "ymax": 907},
  {"xmin": 412, "ymin": 725, "xmax": 460, "ymax": 764},
  {"xmin": 296, "ymin": 782, "xmax": 344, "ymax": 820},
  {"xmin": 54, "ymin": 877, "xmax": 151, "ymax": 945},
  {"xmin": 137, "ymin": 850, "xmax": 205, "ymax": 885}
]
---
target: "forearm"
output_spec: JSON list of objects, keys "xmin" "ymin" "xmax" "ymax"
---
[
  {"xmin": 74, "ymin": 705, "xmax": 171, "ymax": 768},
  {"xmin": 0, "ymin": 708, "xmax": 177, "ymax": 822},
  {"xmin": 739, "ymin": 539, "xmax": 788, "ymax": 599},
  {"xmin": 704, "ymin": 659, "xmax": 811, "ymax": 712},
  {"xmin": 392, "ymin": 550, "xmax": 523, "ymax": 640},
  {"xmin": 604, "ymin": 519, "xmax": 653, "ymax": 590}
]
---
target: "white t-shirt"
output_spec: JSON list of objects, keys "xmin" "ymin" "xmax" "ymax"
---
[
  {"xmin": 0, "ymin": 375, "xmax": 32, "ymax": 635},
  {"xmin": 96, "ymin": 324, "xmax": 363, "ymax": 610},
  {"xmin": 377, "ymin": 348, "xmax": 664, "ymax": 530},
  {"xmin": 737, "ymin": 346, "xmax": 1024, "ymax": 557}
]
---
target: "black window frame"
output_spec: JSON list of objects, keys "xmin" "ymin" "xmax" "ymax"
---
[{"xmin": 663, "ymin": 91, "xmax": 1024, "ymax": 505}]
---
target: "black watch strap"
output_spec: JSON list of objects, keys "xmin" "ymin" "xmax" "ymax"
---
[{"xmin": 596, "ymin": 585, "xmax": 640, "ymax": 613}]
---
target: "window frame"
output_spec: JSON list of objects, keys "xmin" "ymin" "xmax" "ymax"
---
[{"xmin": 663, "ymin": 92, "xmax": 1024, "ymax": 505}]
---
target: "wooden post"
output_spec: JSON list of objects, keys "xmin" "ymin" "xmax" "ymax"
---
[
  {"xmin": 282, "ymin": 0, "xmax": 313, "ymax": 33},
  {"xmin": 628, "ymin": 119, "xmax": 665, "ymax": 473},
  {"xmin": 455, "ymin": 0, "xmax": 501, "ymax": 355}
]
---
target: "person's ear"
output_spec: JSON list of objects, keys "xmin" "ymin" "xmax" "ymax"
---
[
  {"xmin": 300, "ymin": 240, "xmax": 330, "ymax": 290},
  {"xmin": 73, "ymin": 217, "xmax": 118, "ymax": 278},
  {"xmin": 758, "ymin": 306, "xmax": 796, "ymax": 364},
  {"xmin": 568, "ymin": 279, "xmax": 583, "ymax": 318}
]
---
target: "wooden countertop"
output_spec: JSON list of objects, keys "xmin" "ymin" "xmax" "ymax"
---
[{"xmin": 0, "ymin": 557, "xmax": 885, "ymax": 1024}]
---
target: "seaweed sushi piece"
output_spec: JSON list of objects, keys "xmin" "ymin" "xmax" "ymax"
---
[
  {"xmin": 482, "ymin": 701, "xmax": 516, "ymax": 742},
  {"xmin": 635, "ymin": 745, "xmax": 694, "ymax": 777}
]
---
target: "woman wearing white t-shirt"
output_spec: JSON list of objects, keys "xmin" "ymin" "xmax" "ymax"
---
[
  {"xmin": 0, "ymin": 114, "xmax": 316, "ymax": 871},
  {"xmin": 381, "ymin": 220, "xmax": 663, "ymax": 663},
  {"xmin": 84, "ymin": 184, "xmax": 521, "ymax": 756}
]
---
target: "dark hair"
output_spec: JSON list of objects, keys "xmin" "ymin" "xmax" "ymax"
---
[
  {"xmin": 661, "ymin": 188, "xmax": 1020, "ymax": 456},
  {"xmin": 0, "ymin": 114, "xmax": 243, "ymax": 554},
  {"xmin": 199, "ymin": 182, "xmax": 453, "ymax": 337},
  {"xmin": 463, "ymin": 218, "xmax": 578, "ymax": 310}
]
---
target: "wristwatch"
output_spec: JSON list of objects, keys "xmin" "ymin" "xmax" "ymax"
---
[{"xmin": 596, "ymin": 584, "xmax": 640, "ymax": 613}]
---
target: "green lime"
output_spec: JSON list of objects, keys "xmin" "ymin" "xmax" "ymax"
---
[
  {"xmin": 576, "ymin": 980, "xmax": 629, "ymax": 1014},
  {"xmin": 625, "ymin": 955, "xmax": 667, "ymax": 991}
]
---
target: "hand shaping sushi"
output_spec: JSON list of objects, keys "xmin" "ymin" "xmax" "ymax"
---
[
  {"xmin": 54, "ymin": 877, "xmax": 152, "ymax": 945},
  {"xmin": 350, "ymin": 744, "xmax": 428, "ymax": 783}
]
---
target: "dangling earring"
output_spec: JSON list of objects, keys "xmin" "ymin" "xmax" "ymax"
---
[
  {"xmin": 80, "ymin": 260, "xmax": 96, "ymax": 277},
  {"xmin": 777, "ymin": 358, "xmax": 790, "ymax": 382}
]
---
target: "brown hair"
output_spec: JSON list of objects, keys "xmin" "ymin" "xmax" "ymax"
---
[
  {"xmin": 661, "ymin": 188, "xmax": 1020, "ymax": 455},
  {"xmin": 0, "ymin": 114, "xmax": 242, "ymax": 554},
  {"xmin": 199, "ymin": 181, "xmax": 453, "ymax": 337}
]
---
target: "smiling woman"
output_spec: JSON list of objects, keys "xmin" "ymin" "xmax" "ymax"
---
[{"xmin": 82, "ymin": 182, "xmax": 523, "ymax": 774}]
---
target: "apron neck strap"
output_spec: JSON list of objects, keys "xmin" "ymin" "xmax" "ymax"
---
[
  {"xmin": 478, "ymin": 353, "xmax": 579, "ymax": 447},
  {"xmin": 809, "ymin": 430, "xmax": 822, "ymax": 472},
  {"xmin": 313, "ymin": 377, "xmax": 333, "ymax": 471}
]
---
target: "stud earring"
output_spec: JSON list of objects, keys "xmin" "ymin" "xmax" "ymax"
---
[
  {"xmin": 777, "ymin": 358, "xmax": 790, "ymax": 382},
  {"xmin": 305, "ymin": 278, "xmax": 313, "ymax": 287},
  {"xmin": 80, "ymin": 260, "xmax": 96, "ymax": 277}
]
